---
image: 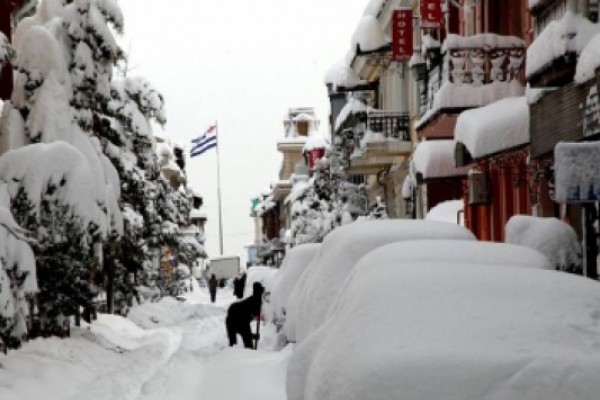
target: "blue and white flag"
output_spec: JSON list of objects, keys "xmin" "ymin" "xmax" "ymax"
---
[{"xmin": 191, "ymin": 125, "xmax": 217, "ymax": 157}]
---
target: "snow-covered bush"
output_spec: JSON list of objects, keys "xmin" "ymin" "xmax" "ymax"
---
[
  {"xmin": 284, "ymin": 219, "xmax": 476, "ymax": 343},
  {"xmin": 505, "ymin": 215, "xmax": 582, "ymax": 273}
]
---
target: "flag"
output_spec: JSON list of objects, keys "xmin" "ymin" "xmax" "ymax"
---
[{"xmin": 190, "ymin": 125, "xmax": 217, "ymax": 158}]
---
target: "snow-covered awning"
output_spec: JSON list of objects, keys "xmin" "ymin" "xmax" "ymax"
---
[
  {"xmin": 527, "ymin": 11, "xmax": 600, "ymax": 79},
  {"xmin": 411, "ymin": 140, "xmax": 469, "ymax": 181},
  {"xmin": 454, "ymin": 96, "xmax": 529, "ymax": 165},
  {"xmin": 417, "ymin": 80, "xmax": 525, "ymax": 129},
  {"xmin": 575, "ymin": 32, "xmax": 600, "ymax": 83},
  {"xmin": 351, "ymin": 15, "xmax": 388, "ymax": 54}
]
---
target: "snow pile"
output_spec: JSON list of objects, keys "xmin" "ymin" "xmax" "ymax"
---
[
  {"xmin": 506, "ymin": 215, "xmax": 582, "ymax": 272},
  {"xmin": 285, "ymin": 220, "xmax": 475, "ymax": 343},
  {"xmin": 411, "ymin": 140, "xmax": 468, "ymax": 180},
  {"xmin": 0, "ymin": 314, "xmax": 180, "ymax": 400},
  {"xmin": 554, "ymin": 141, "xmax": 600, "ymax": 203},
  {"xmin": 269, "ymin": 244, "xmax": 321, "ymax": 324},
  {"xmin": 455, "ymin": 96, "xmax": 529, "ymax": 159},
  {"xmin": 527, "ymin": 11, "xmax": 600, "ymax": 78},
  {"xmin": 351, "ymin": 15, "xmax": 387, "ymax": 53},
  {"xmin": 425, "ymin": 199, "xmax": 464, "ymax": 225},
  {"xmin": 127, "ymin": 296, "xmax": 223, "ymax": 329},
  {"xmin": 288, "ymin": 253, "xmax": 600, "ymax": 400},
  {"xmin": 198, "ymin": 345, "xmax": 292, "ymax": 400}
]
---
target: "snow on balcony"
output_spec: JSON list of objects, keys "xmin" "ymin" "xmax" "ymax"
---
[
  {"xmin": 442, "ymin": 33, "xmax": 525, "ymax": 52},
  {"xmin": 454, "ymin": 96, "xmax": 529, "ymax": 160},
  {"xmin": 411, "ymin": 140, "xmax": 468, "ymax": 180},
  {"xmin": 418, "ymin": 33, "xmax": 526, "ymax": 127},
  {"xmin": 527, "ymin": 11, "xmax": 600, "ymax": 79}
]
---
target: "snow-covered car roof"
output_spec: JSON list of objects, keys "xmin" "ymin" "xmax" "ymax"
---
[
  {"xmin": 287, "ymin": 258, "xmax": 600, "ymax": 400},
  {"xmin": 361, "ymin": 240, "xmax": 552, "ymax": 270},
  {"xmin": 284, "ymin": 220, "xmax": 476, "ymax": 343}
]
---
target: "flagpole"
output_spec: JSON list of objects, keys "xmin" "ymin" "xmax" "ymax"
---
[{"xmin": 216, "ymin": 120, "xmax": 224, "ymax": 255}]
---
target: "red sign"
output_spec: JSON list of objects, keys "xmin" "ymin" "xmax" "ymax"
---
[
  {"xmin": 392, "ymin": 9, "xmax": 413, "ymax": 62},
  {"xmin": 420, "ymin": 0, "xmax": 442, "ymax": 28}
]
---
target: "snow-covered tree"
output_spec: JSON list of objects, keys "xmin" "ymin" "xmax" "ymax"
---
[
  {"xmin": 0, "ymin": 0, "xmax": 123, "ymax": 333},
  {"xmin": 288, "ymin": 155, "xmax": 367, "ymax": 246},
  {"xmin": 0, "ymin": 182, "xmax": 36, "ymax": 350}
]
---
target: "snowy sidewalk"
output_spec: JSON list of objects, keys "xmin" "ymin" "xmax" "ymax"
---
[{"xmin": 0, "ymin": 284, "xmax": 291, "ymax": 400}]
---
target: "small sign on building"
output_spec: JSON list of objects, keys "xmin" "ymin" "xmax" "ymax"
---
[
  {"xmin": 392, "ymin": 9, "xmax": 413, "ymax": 61},
  {"xmin": 420, "ymin": 0, "xmax": 442, "ymax": 28},
  {"xmin": 555, "ymin": 141, "xmax": 600, "ymax": 203}
]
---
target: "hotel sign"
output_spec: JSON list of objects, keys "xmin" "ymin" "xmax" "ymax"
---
[{"xmin": 392, "ymin": 9, "xmax": 413, "ymax": 61}]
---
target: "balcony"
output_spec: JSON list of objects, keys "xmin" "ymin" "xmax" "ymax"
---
[
  {"xmin": 344, "ymin": 110, "xmax": 411, "ymax": 175},
  {"xmin": 418, "ymin": 34, "xmax": 526, "ymax": 134}
]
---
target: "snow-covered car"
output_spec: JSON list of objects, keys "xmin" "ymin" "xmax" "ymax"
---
[
  {"xmin": 284, "ymin": 219, "xmax": 476, "ymax": 343},
  {"xmin": 287, "ymin": 241, "xmax": 600, "ymax": 400},
  {"xmin": 269, "ymin": 243, "xmax": 320, "ymax": 328}
]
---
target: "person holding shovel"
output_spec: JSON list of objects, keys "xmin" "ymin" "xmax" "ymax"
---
[{"xmin": 225, "ymin": 282, "xmax": 264, "ymax": 349}]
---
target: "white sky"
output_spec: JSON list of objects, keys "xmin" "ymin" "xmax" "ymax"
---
[{"xmin": 118, "ymin": 0, "xmax": 368, "ymax": 265}]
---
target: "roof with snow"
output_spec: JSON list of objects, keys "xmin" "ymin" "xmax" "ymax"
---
[{"xmin": 454, "ymin": 96, "xmax": 529, "ymax": 162}]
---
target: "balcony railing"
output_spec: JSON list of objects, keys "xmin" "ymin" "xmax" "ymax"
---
[
  {"xmin": 365, "ymin": 111, "xmax": 410, "ymax": 141},
  {"xmin": 419, "ymin": 40, "xmax": 526, "ymax": 118}
]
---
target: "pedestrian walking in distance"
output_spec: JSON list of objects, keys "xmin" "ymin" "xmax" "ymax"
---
[
  {"xmin": 208, "ymin": 274, "xmax": 218, "ymax": 303},
  {"xmin": 225, "ymin": 282, "xmax": 264, "ymax": 349}
]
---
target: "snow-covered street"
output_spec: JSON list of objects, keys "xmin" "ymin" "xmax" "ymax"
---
[{"xmin": 0, "ymin": 282, "xmax": 289, "ymax": 400}]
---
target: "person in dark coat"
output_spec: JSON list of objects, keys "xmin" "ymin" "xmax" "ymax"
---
[
  {"xmin": 238, "ymin": 272, "xmax": 247, "ymax": 298},
  {"xmin": 208, "ymin": 274, "xmax": 218, "ymax": 303},
  {"xmin": 233, "ymin": 276, "xmax": 242, "ymax": 299},
  {"xmin": 225, "ymin": 282, "xmax": 264, "ymax": 349}
]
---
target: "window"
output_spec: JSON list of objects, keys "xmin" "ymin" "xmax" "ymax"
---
[{"xmin": 534, "ymin": 0, "xmax": 567, "ymax": 37}]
